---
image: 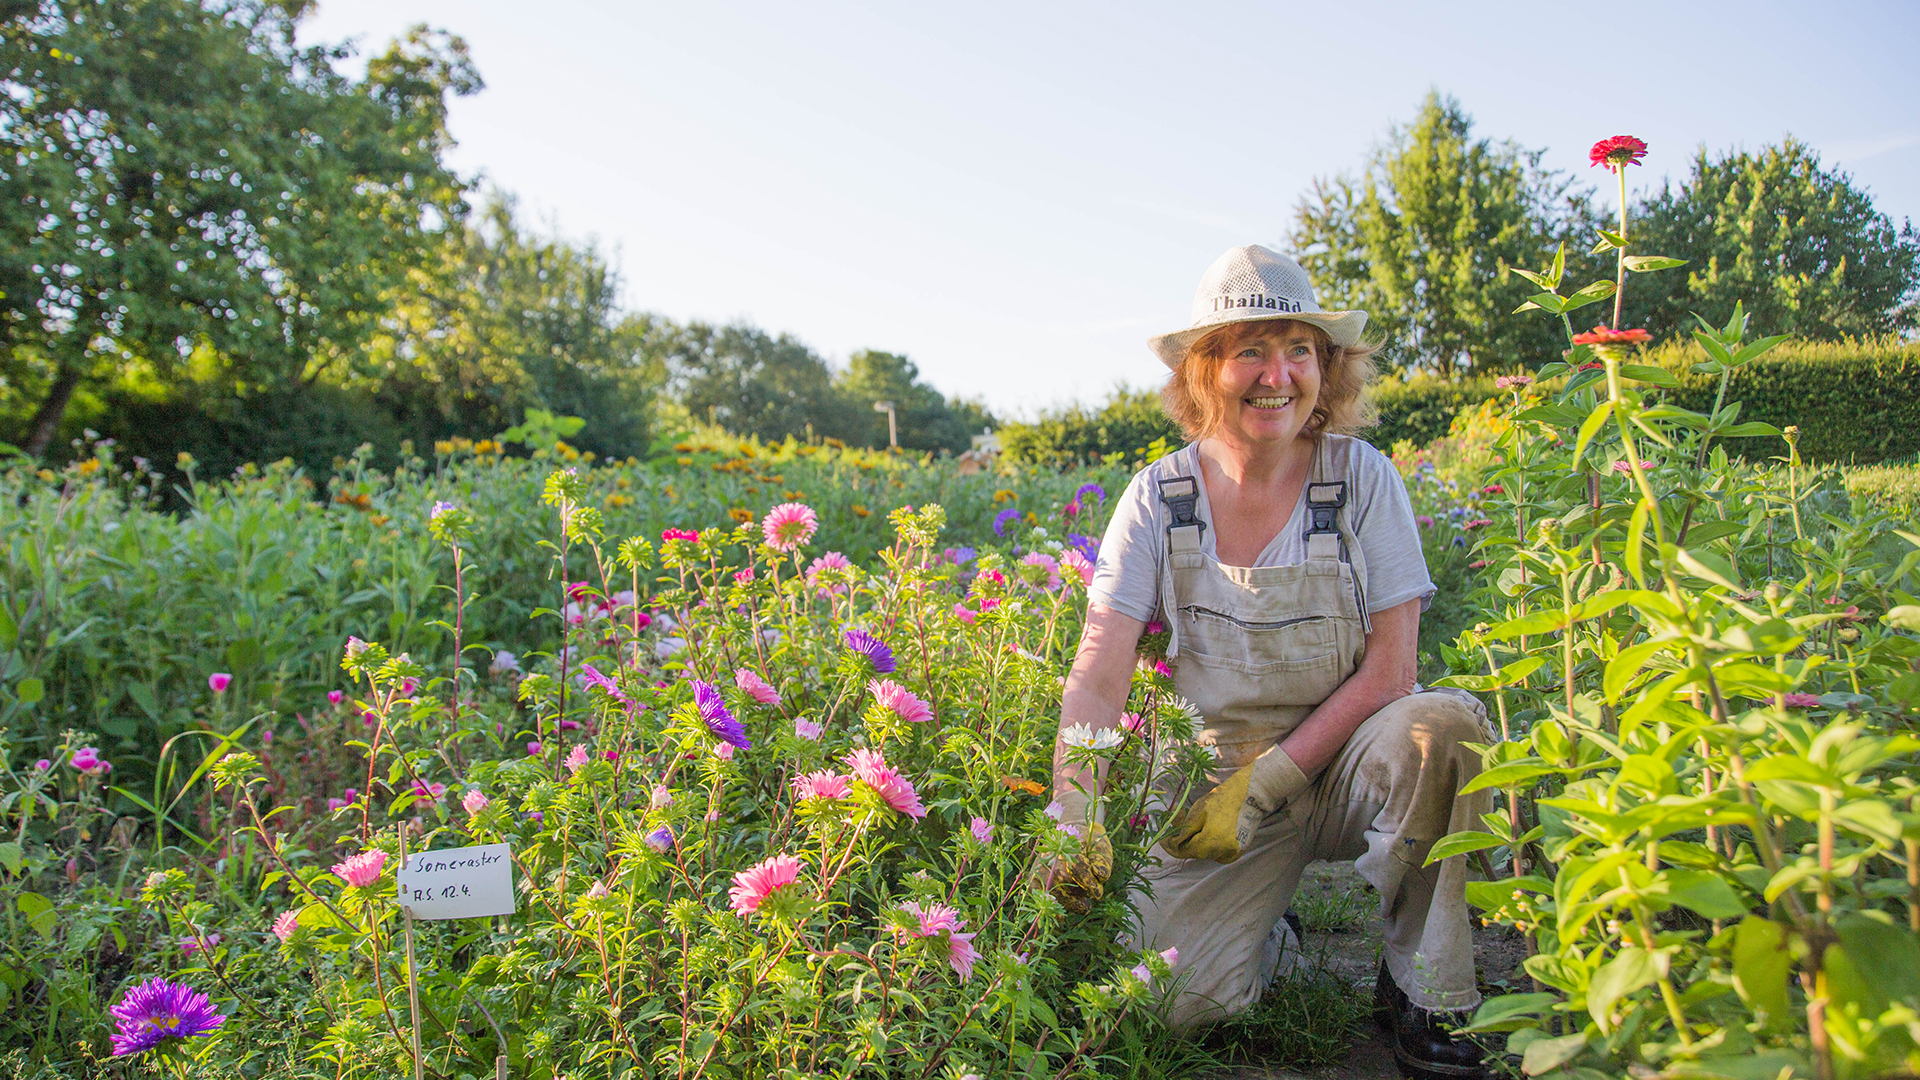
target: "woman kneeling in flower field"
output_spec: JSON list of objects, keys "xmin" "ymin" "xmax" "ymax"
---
[{"xmin": 1052, "ymin": 245, "xmax": 1494, "ymax": 1079}]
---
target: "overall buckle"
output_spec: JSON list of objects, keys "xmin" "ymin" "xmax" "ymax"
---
[{"xmin": 1303, "ymin": 481, "xmax": 1347, "ymax": 539}]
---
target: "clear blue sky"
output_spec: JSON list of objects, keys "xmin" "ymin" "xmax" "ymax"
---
[{"xmin": 301, "ymin": 0, "xmax": 1920, "ymax": 418}]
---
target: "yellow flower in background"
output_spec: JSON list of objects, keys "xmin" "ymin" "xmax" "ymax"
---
[
  {"xmin": 1026, "ymin": 512, "xmax": 1038, "ymax": 524},
  {"xmin": 672, "ymin": 442, "xmax": 694, "ymax": 453},
  {"xmin": 615, "ymin": 477, "xmax": 631, "ymax": 489},
  {"xmin": 76, "ymin": 458, "xmax": 101, "ymax": 476},
  {"xmin": 852, "ymin": 504, "xmax": 870, "ymax": 518},
  {"xmin": 677, "ymin": 456, "xmax": 694, "ymax": 466},
  {"xmin": 474, "ymin": 440, "xmax": 499, "ymax": 455},
  {"xmin": 605, "ymin": 493, "xmax": 633, "ymax": 509},
  {"xmin": 784, "ymin": 490, "xmax": 805, "ymax": 501},
  {"xmin": 176, "ymin": 451, "xmax": 195, "ymax": 468},
  {"xmin": 728, "ymin": 507, "xmax": 753, "ymax": 524},
  {"xmin": 433, "ymin": 440, "xmax": 455, "ymax": 455},
  {"xmin": 37, "ymin": 468, "xmax": 55, "ymax": 481},
  {"xmin": 993, "ymin": 489, "xmax": 1017, "ymax": 503},
  {"xmin": 370, "ymin": 514, "xmax": 390, "ymax": 526}
]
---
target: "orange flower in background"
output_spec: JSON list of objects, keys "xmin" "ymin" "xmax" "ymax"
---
[
  {"xmin": 727, "ymin": 507, "xmax": 753, "ymax": 524},
  {"xmin": 1571, "ymin": 325, "xmax": 1651, "ymax": 345},
  {"xmin": 1589, "ymin": 135, "xmax": 1648, "ymax": 171},
  {"xmin": 1001, "ymin": 777, "xmax": 1045, "ymax": 796}
]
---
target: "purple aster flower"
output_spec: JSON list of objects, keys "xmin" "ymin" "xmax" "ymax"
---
[
  {"xmin": 692, "ymin": 680, "xmax": 752, "ymax": 749},
  {"xmin": 109, "ymin": 976, "xmax": 225, "ymax": 1056},
  {"xmin": 578, "ymin": 662, "xmax": 629, "ymax": 704},
  {"xmin": 1066, "ymin": 533, "xmax": 1099, "ymax": 562},
  {"xmin": 645, "ymin": 826, "xmax": 675, "ymax": 853},
  {"xmin": 992, "ymin": 508, "xmax": 1022, "ymax": 537},
  {"xmin": 1074, "ymin": 482, "xmax": 1106, "ymax": 504},
  {"xmin": 843, "ymin": 629, "xmax": 896, "ymax": 674},
  {"xmin": 430, "ymin": 500, "xmax": 456, "ymax": 519}
]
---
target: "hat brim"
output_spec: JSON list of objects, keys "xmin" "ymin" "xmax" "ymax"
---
[{"xmin": 1148, "ymin": 310, "xmax": 1368, "ymax": 370}]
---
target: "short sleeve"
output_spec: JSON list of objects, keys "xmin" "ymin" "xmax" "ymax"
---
[
  {"xmin": 1086, "ymin": 469, "xmax": 1164, "ymax": 623},
  {"xmin": 1347, "ymin": 441, "xmax": 1435, "ymax": 613}
]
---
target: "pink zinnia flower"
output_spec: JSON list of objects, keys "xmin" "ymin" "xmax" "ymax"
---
[
  {"xmin": 1589, "ymin": 134, "xmax": 1649, "ymax": 171},
  {"xmin": 970, "ymin": 816, "xmax": 993, "ymax": 843},
  {"xmin": 845, "ymin": 747, "xmax": 926, "ymax": 819},
  {"xmin": 565, "ymin": 745, "xmax": 590, "ymax": 774},
  {"xmin": 326, "ymin": 690, "xmax": 343, "ymax": 705},
  {"xmin": 462, "ymin": 789, "xmax": 488, "ymax": 816},
  {"xmin": 271, "ymin": 910, "xmax": 298, "ymax": 943},
  {"xmin": 948, "ymin": 931, "xmax": 979, "ymax": 980},
  {"xmin": 1783, "ymin": 693, "xmax": 1822, "ymax": 709},
  {"xmin": 869, "ymin": 678, "xmax": 934, "ymax": 723},
  {"xmin": 1060, "ymin": 549, "xmax": 1095, "ymax": 587},
  {"xmin": 331, "ymin": 850, "xmax": 387, "ymax": 889},
  {"xmin": 728, "ymin": 853, "xmax": 804, "ymax": 916},
  {"xmin": 1020, "ymin": 552, "xmax": 1062, "ymax": 591},
  {"xmin": 735, "ymin": 668, "xmax": 781, "ymax": 705},
  {"xmin": 762, "ymin": 502, "xmax": 819, "ymax": 552},
  {"xmin": 792, "ymin": 770, "xmax": 852, "ymax": 802},
  {"xmin": 1494, "ymin": 374, "xmax": 1534, "ymax": 390},
  {"xmin": 794, "ymin": 718, "xmax": 823, "ymax": 741},
  {"xmin": 208, "ymin": 673, "xmax": 231, "ymax": 694}
]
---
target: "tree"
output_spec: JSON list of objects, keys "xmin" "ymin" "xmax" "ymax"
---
[
  {"xmin": 833, "ymin": 349, "xmax": 994, "ymax": 453},
  {"xmin": 662, "ymin": 322, "xmax": 857, "ymax": 444},
  {"xmin": 0, "ymin": 1, "xmax": 477, "ymax": 455},
  {"xmin": 355, "ymin": 196, "xmax": 663, "ymax": 458},
  {"xmin": 1627, "ymin": 138, "xmax": 1920, "ymax": 340},
  {"xmin": 1289, "ymin": 92, "xmax": 1600, "ymax": 375}
]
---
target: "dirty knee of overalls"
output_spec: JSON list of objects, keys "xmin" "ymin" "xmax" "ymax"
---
[{"xmin": 1402, "ymin": 696, "xmax": 1487, "ymax": 764}]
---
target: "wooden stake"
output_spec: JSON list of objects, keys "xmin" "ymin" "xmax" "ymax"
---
[
  {"xmin": 399, "ymin": 823, "xmax": 424, "ymax": 1080},
  {"xmin": 495, "ymin": 1055, "xmax": 509, "ymax": 1079}
]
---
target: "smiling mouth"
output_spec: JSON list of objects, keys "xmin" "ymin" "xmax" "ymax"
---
[{"xmin": 1245, "ymin": 395, "xmax": 1293, "ymax": 410}]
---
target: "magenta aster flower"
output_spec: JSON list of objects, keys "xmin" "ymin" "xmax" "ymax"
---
[
  {"xmin": 897, "ymin": 900, "xmax": 963, "ymax": 939},
  {"xmin": 692, "ymin": 680, "xmax": 752, "ymax": 749},
  {"xmin": 1060, "ymin": 549, "xmax": 1095, "ymax": 587},
  {"xmin": 948, "ymin": 931, "xmax": 979, "ymax": 980},
  {"xmin": 1020, "ymin": 552, "xmax": 1062, "ymax": 591},
  {"xmin": 735, "ymin": 668, "xmax": 781, "ymax": 705},
  {"xmin": 208, "ymin": 672, "xmax": 231, "ymax": 694},
  {"xmin": 728, "ymin": 853, "xmax": 804, "ymax": 916},
  {"xmin": 843, "ymin": 629, "xmax": 895, "ymax": 674},
  {"xmin": 791, "ymin": 770, "xmax": 852, "ymax": 802},
  {"xmin": 108, "ymin": 976, "xmax": 226, "ymax": 1056},
  {"xmin": 326, "ymin": 689, "xmax": 344, "ymax": 705},
  {"xmin": 661, "ymin": 527, "xmax": 699, "ymax": 543},
  {"xmin": 970, "ymin": 816, "xmax": 994, "ymax": 843},
  {"xmin": 868, "ymin": 678, "xmax": 933, "ymax": 724},
  {"xmin": 1782, "ymin": 693, "xmax": 1822, "ymax": 709},
  {"xmin": 845, "ymin": 747, "xmax": 926, "ymax": 819},
  {"xmin": 331, "ymin": 849, "xmax": 387, "ymax": 889},
  {"xmin": 761, "ymin": 502, "xmax": 818, "ymax": 552},
  {"xmin": 579, "ymin": 662, "xmax": 630, "ymax": 704},
  {"xmin": 806, "ymin": 550, "xmax": 853, "ymax": 595}
]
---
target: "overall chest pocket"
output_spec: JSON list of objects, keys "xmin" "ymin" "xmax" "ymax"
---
[{"xmin": 1174, "ymin": 606, "xmax": 1346, "ymax": 710}]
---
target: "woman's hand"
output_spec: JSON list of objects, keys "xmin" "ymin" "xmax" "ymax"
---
[
  {"xmin": 1162, "ymin": 744, "xmax": 1308, "ymax": 863},
  {"xmin": 1044, "ymin": 602, "xmax": 1144, "ymax": 904}
]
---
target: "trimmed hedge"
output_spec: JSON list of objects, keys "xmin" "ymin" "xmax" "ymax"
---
[{"xmin": 1367, "ymin": 375, "xmax": 1500, "ymax": 450}]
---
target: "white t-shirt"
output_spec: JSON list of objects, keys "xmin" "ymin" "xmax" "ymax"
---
[{"xmin": 1087, "ymin": 435, "xmax": 1435, "ymax": 624}]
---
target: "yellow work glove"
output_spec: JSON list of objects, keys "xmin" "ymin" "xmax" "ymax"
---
[{"xmin": 1162, "ymin": 744, "xmax": 1310, "ymax": 863}]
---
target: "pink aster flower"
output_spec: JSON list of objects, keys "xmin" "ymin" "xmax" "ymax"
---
[
  {"xmin": 565, "ymin": 745, "xmax": 591, "ymax": 774},
  {"xmin": 1416, "ymin": 514, "xmax": 1435, "ymax": 528},
  {"xmin": 952, "ymin": 603, "xmax": 978, "ymax": 625},
  {"xmin": 179, "ymin": 933, "xmax": 220, "ymax": 957},
  {"xmin": 869, "ymin": 678, "xmax": 934, "ymax": 723},
  {"xmin": 208, "ymin": 673, "xmax": 231, "ymax": 694},
  {"xmin": 732, "ymin": 566, "xmax": 755, "ymax": 585},
  {"xmin": 326, "ymin": 689, "xmax": 344, "ymax": 706},
  {"xmin": 1020, "ymin": 552, "xmax": 1062, "ymax": 591},
  {"xmin": 1120, "ymin": 711, "xmax": 1145, "ymax": 733},
  {"xmin": 970, "ymin": 816, "xmax": 994, "ymax": 844},
  {"xmin": 650, "ymin": 784, "xmax": 673, "ymax": 808},
  {"xmin": 794, "ymin": 718, "xmax": 823, "ymax": 741},
  {"xmin": 806, "ymin": 550, "xmax": 854, "ymax": 595},
  {"xmin": 462, "ymin": 789, "xmax": 488, "ymax": 816},
  {"xmin": 845, "ymin": 747, "xmax": 926, "ymax": 819},
  {"xmin": 898, "ymin": 900, "xmax": 963, "ymax": 938},
  {"xmin": 792, "ymin": 770, "xmax": 852, "ymax": 802},
  {"xmin": 735, "ymin": 668, "xmax": 781, "ymax": 705},
  {"xmin": 331, "ymin": 850, "xmax": 388, "ymax": 889},
  {"xmin": 762, "ymin": 502, "xmax": 819, "ymax": 552},
  {"xmin": 1782, "ymin": 693, "xmax": 1822, "ymax": 709},
  {"xmin": 948, "ymin": 931, "xmax": 979, "ymax": 980},
  {"xmin": 527, "ymin": 740, "xmax": 543, "ymax": 757},
  {"xmin": 662, "ymin": 527, "xmax": 699, "ymax": 543},
  {"xmin": 1060, "ymin": 549, "xmax": 1095, "ymax": 587},
  {"xmin": 271, "ymin": 910, "xmax": 299, "ymax": 943},
  {"xmin": 728, "ymin": 853, "xmax": 803, "ymax": 916}
]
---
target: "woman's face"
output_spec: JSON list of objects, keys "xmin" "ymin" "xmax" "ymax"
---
[{"xmin": 1210, "ymin": 321, "xmax": 1322, "ymax": 450}]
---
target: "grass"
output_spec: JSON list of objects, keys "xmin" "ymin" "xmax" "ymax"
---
[{"xmin": 1203, "ymin": 958, "xmax": 1375, "ymax": 1069}]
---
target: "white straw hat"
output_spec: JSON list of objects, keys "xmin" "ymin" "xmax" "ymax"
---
[{"xmin": 1148, "ymin": 244, "xmax": 1368, "ymax": 369}]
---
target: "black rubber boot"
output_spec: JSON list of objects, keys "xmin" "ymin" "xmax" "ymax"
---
[{"xmin": 1373, "ymin": 959, "xmax": 1489, "ymax": 1080}]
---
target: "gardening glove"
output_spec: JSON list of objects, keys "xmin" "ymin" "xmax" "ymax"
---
[{"xmin": 1161, "ymin": 744, "xmax": 1309, "ymax": 864}]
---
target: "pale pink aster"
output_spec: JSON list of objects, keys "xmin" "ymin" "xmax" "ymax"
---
[
  {"xmin": 651, "ymin": 784, "xmax": 674, "ymax": 809},
  {"xmin": 735, "ymin": 668, "xmax": 781, "ymax": 705},
  {"xmin": 179, "ymin": 933, "xmax": 220, "ymax": 956},
  {"xmin": 762, "ymin": 502, "xmax": 819, "ymax": 552},
  {"xmin": 565, "ymin": 745, "xmax": 590, "ymax": 774},
  {"xmin": 792, "ymin": 770, "xmax": 852, "ymax": 802},
  {"xmin": 1132, "ymin": 961, "xmax": 1153, "ymax": 984},
  {"xmin": 1020, "ymin": 552, "xmax": 1063, "ymax": 591},
  {"xmin": 948, "ymin": 931, "xmax": 979, "ymax": 980},
  {"xmin": 952, "ymin": 603, "xmax": 977, "ymax": 625},
  {"xmin": 331, "ymin": 850, "xmax": 388, "ymax": 889},
  {"xmin": 1043, "ymin": 800, "xmax": 1064, "ymax": 821},
  {"xmin": 845, "ymin": 747, "xmax": 927, "ymax": 820},
  {"xmin": 462, "ymin": 789, "xmax": 488, "ymax": 816},
  {"xmin": 728, "ymin": 853, "xmax": 804, "ymax": 916},
  {"xmin": 970, "ymin": 816, "xmax": 994, "ymax": 844},
  {"xmin": 271, "ymin": 910, "xmax": 299, "ymax": 943},
  {"xmin": 868, "ymin": 678, "xmax": 934, "ymax": 724},
  {"xmin": 1161, "ymin": 945, "xmax": 1179, "ymax": 966},
  {"xmin": 1060, "ymin": 549, "xmax": 1095, "ymax": 587},
  {"xmin": 713, "ymin": 742, "xmax": 736, "ymax": 761},
  {"xmin": 806, "ymin": 551, "xmax": 854, "ymax": 595},
  {"xmin": 794, "ymin": 718, "xmax": 823, "ymax": 741}
]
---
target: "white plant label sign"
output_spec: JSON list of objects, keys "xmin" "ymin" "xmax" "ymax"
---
[{"xmin": 396, "ymin": 843, "xmax": 516, "ymax": 920}]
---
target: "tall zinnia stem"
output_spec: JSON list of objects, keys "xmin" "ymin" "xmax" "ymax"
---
[{"xmin": 1613, "ymin": 164, "xmax": 1629, "ymax": 329}]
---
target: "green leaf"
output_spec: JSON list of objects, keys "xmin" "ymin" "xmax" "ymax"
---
[
  {"xmin": 1885, "ymin": 605, "xmax": 1920, "ymax": 632},
  {"xmin": 1605, "ymin": 638, "xmax": 1669, "ymax": 702},
  {"xmin": 16, "ymin": 892, "xmax": 55, "ymax": 938},
  {"xmin": 1562, "ymin": 279, "xmax": 1617, "ymax": 313},
  {"xmin": 1574, "ymin": 400, "xmax": 1615, "ymax": 465},
  {"xmin": 1424, "ymin": 831, "xmax": 1508, "ymax": 866},
  {"xmin": 1691, "ymin": 330, "xmax": 1734, "ymax": 367},
  {"xmin": 1681, "ymin": 520, "xmax": 1746, "ymax": 546},
  {"xmin": 1729, "ymin": 334, "xmax": 1790, "ymax": 367},
  {"xmin": 1661, "ymin": 870, "xmax": 1749, "ymax": 919},
  {"xmin": 0, "ymin": 842, "xmax": 21, "ymax": 876},
  {"xmin": 1522, "ymin": 1030, "xmax": 1591, "ymax": 1074},
  {"xmin": 1464, "ymin": 992, "xmax": 1559, "ymax": 1034},
  {"xmin": 1535, "ymin": 361, "xmax": 1570, "ymax": 381},
  {"xmin": 1832, "ymin": 801, "xmax": 1906, "ymax": 846},
  {"xmin": 1587, "ymin": 946, "xmax": 1658, "ymax": 1033},
  {"xmin": 1521, "ymin": 292, "xmax": 1567, "ymax": 315},
  {"xmin": 1719, "ymin": 422, "xmax": 1783, "ymax": 438},
  {"xmin": 1460, "ymin": 760, "xmax": 1562, "ymax": 796},
  {"xmin": 1731, "ymin": 916, "xmax": 1793, "ymax": 1032},
  {"xmin": 1673, "ymin": 546, "xmax": 1742, "ymax": 591},
  {"xmin": 13, "ymin": 678, "xmax": 42, "ymax": 706},
  {"xmin": 1619, "ymin": 364, "xmax": 1680, "ymax": 388},
  {"xmin": 1510, "ymin": 267, "xmax": 1556, "ymax": 290},
  {"xmin": 1621, "ymin": 255, "xmax": 1687, "ymax": 272},
  {"xmin": 1624, "ymin": 498, "xmax": 1650, "ymax": 587},
  {"xmin": 1835, "ymin": 913, "xmax": 1920, "ymax": 1008}
]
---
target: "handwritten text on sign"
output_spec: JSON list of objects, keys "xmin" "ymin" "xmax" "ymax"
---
[{"xmin": 396, "ymin": 843, "xmax": 516, "ymax": 920}]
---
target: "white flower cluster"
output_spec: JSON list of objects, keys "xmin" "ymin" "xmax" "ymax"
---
[{"xmin": 1058, "ymin": 723, "xmax": 1124, "ymax": 752}]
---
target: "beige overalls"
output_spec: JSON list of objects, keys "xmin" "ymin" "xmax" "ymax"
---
[{"xmin": 1133, "ymin": 440, "xmax": 1491, "ymax": 1029}]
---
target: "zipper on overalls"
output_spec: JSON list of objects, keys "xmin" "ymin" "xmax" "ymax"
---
[{"xmin": 1179, "ymin": 606, "xmax": 1328, "ymax": 631}]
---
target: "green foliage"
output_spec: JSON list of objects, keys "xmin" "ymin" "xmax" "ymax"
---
[
  {"xmin": 1369, "ymin": 374, "xmax": 1502, "ymax": 450},
  {"xmin": 1629, "ymin": 139, "xmax": 1920, "ymax": 342},
  {"xmin": 0, "ymin": 1, "xmax": 478, "ymax": 456},
  {"xmin": 1290, "ymin": 92, "xmax": 1604, "ymax": 375},
  {"xmin": 835, "ymin": 349, "xmax": 997, "ymax": 453},
  {"xmin": 998, "ymin": 387, "xmax": 1182, "ymax": 467}
]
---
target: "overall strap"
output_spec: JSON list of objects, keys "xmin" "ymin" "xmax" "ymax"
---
[
  {"xmin": 1157, "ymin": 475, "xmax": 1206, "ymax": 555},
  {"xmin": 1303, "ymin": 439, "xmax": 1372, "ymax": 632}
]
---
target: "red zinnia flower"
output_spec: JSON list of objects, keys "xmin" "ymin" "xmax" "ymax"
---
[
  {"xmin": 1571, "ymin": 325, "xmax": 1652, "ymax": 346},
  {"xmin": 1589, "ymin": 135, "xmax": 1648, "ymax": 171}
]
